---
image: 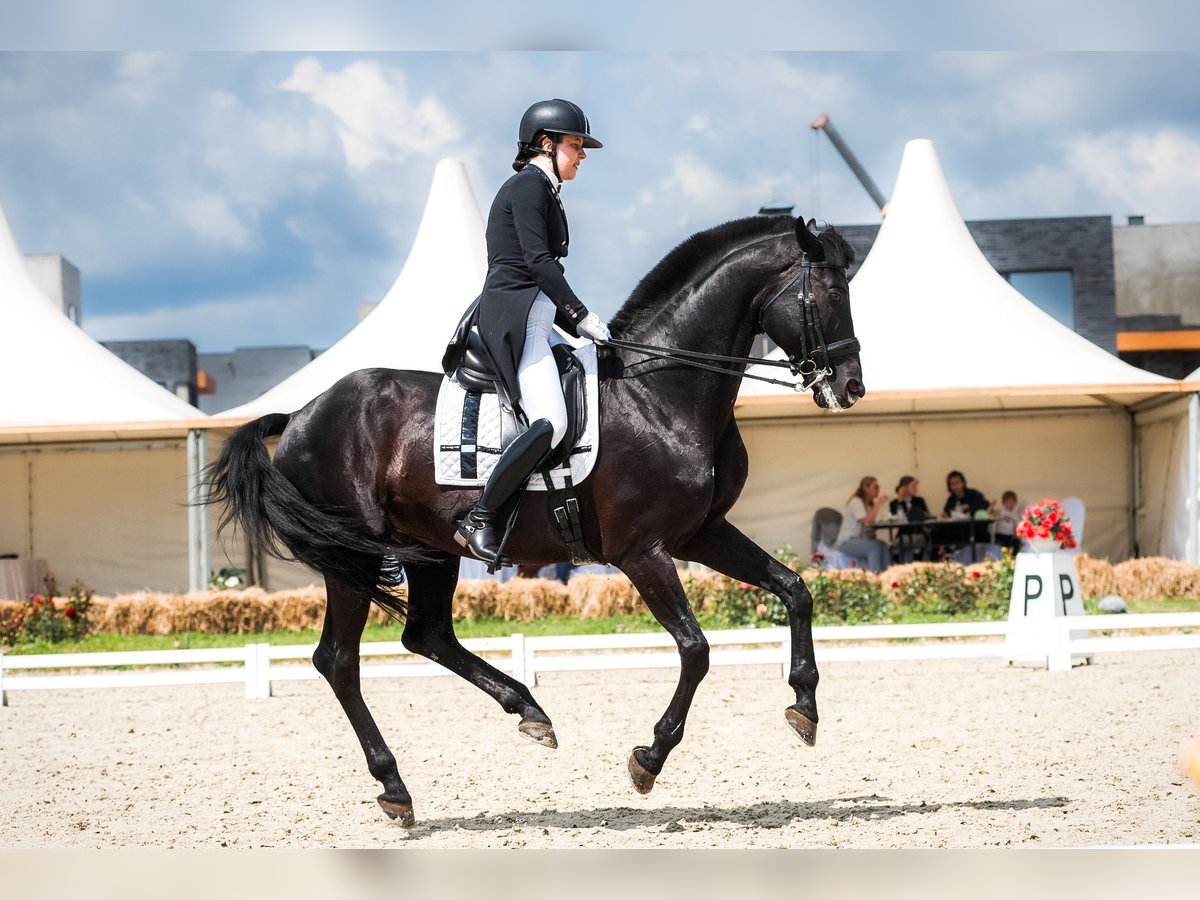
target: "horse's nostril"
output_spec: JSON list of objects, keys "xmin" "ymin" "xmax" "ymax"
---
[{"xmin": 846, "ymin": 378, "xmax": 865, "ymax": 398}]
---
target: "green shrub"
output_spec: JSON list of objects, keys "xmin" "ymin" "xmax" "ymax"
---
[
  {"xmin": 703, "ymin": 545, "xmax": 890, "ymax": 627},
  {"xmin": 883, "ymin": 552, "xmax": 1013, "ymax": 619},
  {"xmin": 806, "ymin": 569, "xmax": 891, "ymax": 624},
  {"xmin": 701, "ymin": 546, "xmax": 1015, "ymax": 628}
]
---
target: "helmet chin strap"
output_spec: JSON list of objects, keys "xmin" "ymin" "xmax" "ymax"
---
[{"xmin": 534, "ymin": 135, "xmax": 563, "ymax": 185}]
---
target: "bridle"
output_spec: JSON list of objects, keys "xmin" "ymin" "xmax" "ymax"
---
[
  {"xmin": 756, "ymin": 254, "xmax": 862, "ymax": 382},
  {"xmin": 603, "ymin": 253, "xmax": 861, "ymax": 393}
]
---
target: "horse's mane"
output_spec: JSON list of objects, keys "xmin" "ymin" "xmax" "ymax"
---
[{"xmin": 610, "ymin": 216, "xmax": 854, "ymax": 335}]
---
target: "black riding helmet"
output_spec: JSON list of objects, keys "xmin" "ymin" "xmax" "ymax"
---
[{"xmin": 518, "ymin": 99, "xmax": 603, "ymax": 149}]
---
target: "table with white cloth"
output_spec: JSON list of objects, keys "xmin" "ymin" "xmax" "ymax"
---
[{"xmin": 0, "ymin": 558, "xmax": 51, "ymax": 600}]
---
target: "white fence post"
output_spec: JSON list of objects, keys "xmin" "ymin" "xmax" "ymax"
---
[
  {"xmin": 255, "ymin": 643, "xmax": 273, "ymax": 698},
  {"xmin": 511, "ymin": 632, "xmax": 535, "ymax": 687},
  {"xmin": 1047, "ymin": 618, "xmax": 1073, "ymax": 673},
  {"xmin": 244, "ymin": 643, "xmax": 258, "ymax": 699},
  {"xmin": 780, "ymin": 630, "xmax": 791, "ymax": 680},
  {"xmin": 0, "ymin": 653, "xmax": 7, "ymax": 707}
]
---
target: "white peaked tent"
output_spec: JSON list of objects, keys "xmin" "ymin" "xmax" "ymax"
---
[
  {"xmin": 213, "ymin": 158, "xmax": 487, "ymax": 420},
  {"xmin": 0, "ymin": 192, "xmax": 210, "ymax": 597},
  {"xmin": 0, "ymin": 199, "xmax": 200, "ymax": 434},
  {"xmin": 730, "ymin": 139, "xmax": 1199, "ymax": 562}
]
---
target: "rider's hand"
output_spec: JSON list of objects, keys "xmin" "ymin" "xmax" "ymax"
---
[{"xmin": 577, "ymin": 312, "xmax": 610, "ymax": 344}]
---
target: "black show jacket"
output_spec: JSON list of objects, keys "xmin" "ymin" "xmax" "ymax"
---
[{"xmin": 475, "ymin": 164, "xmax": 589, "ymax": 413}]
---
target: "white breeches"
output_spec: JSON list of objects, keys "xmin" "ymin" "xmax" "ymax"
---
[{"xmin": 517, "ymin": 292, "xmax": 570, "ymax": 448}]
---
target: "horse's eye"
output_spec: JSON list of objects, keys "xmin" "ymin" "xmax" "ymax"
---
[{"xmin": 828, "ymin": 290, "xmax": 844, "ymax": 304}]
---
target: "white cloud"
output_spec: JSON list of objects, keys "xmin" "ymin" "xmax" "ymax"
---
[
  {"xmin": 174, "ymin": 193, "xmax": 256, "ymax": 251},
  {"xmin": 952, "ymin": 127, "xmax": 1200, "ymax": 222},
  {"xmin": 635, "ymin": 154, "xmax": 785, "ymax": 224},
  {"xmin": 281, "ymin": 57, "xmax": 461, "ymax": 171},
  {"xmin": 1066, "ymin": 128, "xmax": 1200, "ymax": 222}
]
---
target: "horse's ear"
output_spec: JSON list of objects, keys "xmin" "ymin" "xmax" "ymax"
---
[{"xmin": 794, "ymin": 217, "xmax": 826, "ymax": 262}]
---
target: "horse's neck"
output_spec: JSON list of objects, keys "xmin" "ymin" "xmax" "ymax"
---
[
  {"xmin": 635, "ymin": 249, "xmax": 767, "ymax": 360},
  {"xmin": 621, "ymin": 248, "xmax": 768, "ymax": 422}
]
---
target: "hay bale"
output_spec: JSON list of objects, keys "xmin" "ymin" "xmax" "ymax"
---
[
  {"xmin": 494, "ymin": 578, "xmax": 571, "ymax": 620},
  {"xmin": 568, "ymin": 573, "xmax": 641, "ymax": 617},
  {"xmin": 94, "ymin": 592, "xmax": 177, "ymax": 635},
  {"xmin": 1075, "ymin": 554, "xmax": 1118, "ymax": 599},
  {"xmin": 1112, "ymin": 557, "xmax": 1200, "ymax": 600},
  {"xmin": 268, "ymin": 588, "xmax": 330, "ymax": 631},
  {"xmin": 452, "ymin": 578, "xmax": 504, "ymax": 620}
]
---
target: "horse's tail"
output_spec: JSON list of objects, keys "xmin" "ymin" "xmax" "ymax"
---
[{"xmin": 204, "ymin": 413, "xmax": 410, "ymax": 617}]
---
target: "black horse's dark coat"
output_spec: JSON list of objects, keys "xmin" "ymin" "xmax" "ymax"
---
[{"xmin": 206, "ymin": 216, "xmax": 863, "ymax": 825}]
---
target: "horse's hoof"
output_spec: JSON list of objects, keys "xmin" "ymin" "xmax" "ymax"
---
[
  {"xmin": 628, "ymin": 746, "xmax": 657, "ymax": 795},
  {"xmin": 377, "ymin": 794, "xmax": 415, "ymax": 827},
  {"xmin": 785, "ymin": 707, "xmax": 818, "ymax": 746},
  {"xmin": 518, "ymin": 719, "xmax": 558, "ymax": 749}
]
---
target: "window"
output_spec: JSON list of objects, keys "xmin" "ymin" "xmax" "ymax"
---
[{"xmin": 1006, "ymin": 270, "xmax": 1075, "ymax": 328}]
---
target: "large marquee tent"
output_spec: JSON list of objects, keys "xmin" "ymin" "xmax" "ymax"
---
[
  {"xmin": 0, "ymin": 192, "xmax": 210, "ymax": 595},
  {"xmin": 729, "ymin": 139, "xmax": 1200, "ymax": 563}
]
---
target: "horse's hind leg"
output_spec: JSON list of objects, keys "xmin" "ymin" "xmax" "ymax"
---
[
  {"xmin": 618, "ymin": 548, "xmax": 710, "ymax": 795},
  {"xmin": 401, "ymin": 553, "xmax": 557, "ymax": 748},
  {"xmin": 678, "ymin": 520, "xmax": 819, "ymax": 745},
  {"xmin": 313, "ymin": 573, "xmax": 415, "ymax": 825}
]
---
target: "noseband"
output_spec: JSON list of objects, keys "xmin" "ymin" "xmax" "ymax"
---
[{"xmin": 757, "ymin": 256, "xmax": 862, "ymax": 382}]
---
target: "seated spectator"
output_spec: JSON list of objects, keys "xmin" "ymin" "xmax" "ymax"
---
[
  {"xmin": 835, "ymin": 476, "xmax": 893, "ymax": 573},
  {"xmin": 889, "ymin": 475, "xmax": 930, "ymax": 562},
  {"xmin": 991, "ymin": 490, "xmax": 1022, "ymax": 554},
  {"xmin": 942, "ymin": 470, "xmax": 990, "ymax": 519},
  {"xmin": 890, "ymin": 475, "xmax": 931, "ymax": 521},
  {"xmin": 940, "ymin": 470, "xmax": 992, "ymax": 561}
]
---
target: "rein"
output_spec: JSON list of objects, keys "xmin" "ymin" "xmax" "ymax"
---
[{"xmin": 604, "ymin": 255, "xmax": 861, "ymax": 393}]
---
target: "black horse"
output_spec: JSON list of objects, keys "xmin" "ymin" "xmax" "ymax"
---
[{"xmin": 207, "ymin": 215, "xmax": 862, "ymax": 825}]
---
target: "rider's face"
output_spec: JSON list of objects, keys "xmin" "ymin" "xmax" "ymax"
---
[{"xmin": 552, "ymin": 135, "xmax": 586, "ymax": 181}]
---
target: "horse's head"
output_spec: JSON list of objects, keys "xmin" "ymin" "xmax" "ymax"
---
[{"xmin": 758, "ymin": 218, "xmax": 864, "ymax": 411}]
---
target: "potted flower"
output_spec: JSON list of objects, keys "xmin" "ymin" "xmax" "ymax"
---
[{"xmin": 1015, "ymin": 499, "xmax": 1077, "ymax": 552}]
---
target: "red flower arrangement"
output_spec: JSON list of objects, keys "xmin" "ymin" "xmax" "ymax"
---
[{"xmin": 1015, "ymin": 499, "xmax": 1077, "ymax": 549}]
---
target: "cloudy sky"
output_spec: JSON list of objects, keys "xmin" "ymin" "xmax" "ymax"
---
[{"xmin": 1, "ymin": 46, "xmax": 1198, "ymax": 351}]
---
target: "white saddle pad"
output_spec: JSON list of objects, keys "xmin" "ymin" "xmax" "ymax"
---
[{"xmin": 433, "ymin": 343, "xmax": 599, "ymax": 491}]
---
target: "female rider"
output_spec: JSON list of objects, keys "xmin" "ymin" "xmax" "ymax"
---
[{"xmin": 455, "ymin": 98, "xmax": 610, "ymax": 563}]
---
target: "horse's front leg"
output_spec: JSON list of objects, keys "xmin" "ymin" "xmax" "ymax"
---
[
  {"xmin": 678, "ymin": 520, "xmax": 819, "ymax": 746},
  {"xmin": 618, "ymin": 548, "xmax": 710, "ymax": 794}
]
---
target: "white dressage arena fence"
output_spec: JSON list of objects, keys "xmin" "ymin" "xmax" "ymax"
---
[{"xmin": 2, "ymin": 613, "xmax": 1199, "ymax": 704}]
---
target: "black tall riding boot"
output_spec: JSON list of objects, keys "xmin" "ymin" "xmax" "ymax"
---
[{"xmin": 456, "ymin": 418, "xmax": 555, "ymax": 563}]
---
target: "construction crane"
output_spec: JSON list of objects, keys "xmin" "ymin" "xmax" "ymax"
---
[{"xmin": 810, "ymin": 114, "xmax": 889, "ymax": 216}]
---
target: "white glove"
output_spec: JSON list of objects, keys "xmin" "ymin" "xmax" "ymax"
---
[{"xmin": 577, "ymin": 312, "xmax": 610, "ymax": 344}]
